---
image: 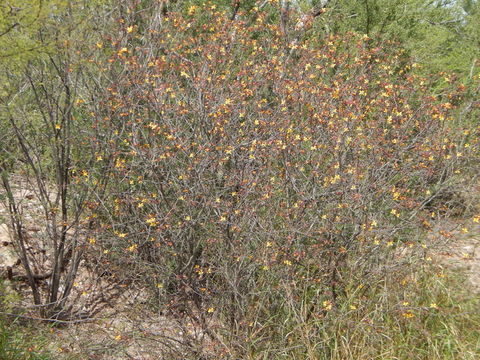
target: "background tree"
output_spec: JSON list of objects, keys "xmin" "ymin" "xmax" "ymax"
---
[{"xmin": 0, "ymin": 0, "xmax": 112, "ymax": 319}]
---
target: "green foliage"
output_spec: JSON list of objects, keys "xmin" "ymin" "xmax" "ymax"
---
[
  {"xmin": 0, "ymin": 319, "xmax": 51, "ymax": 360},
  {"xmin": 302, "ymin": 0, "xmax": 479, "ymax": 80},
  {"xmin": 0, "ymin": 281, "xmax": 52, "ymax": 360},
  {"xmin": 0, "ymin": 0, "xmax": 66, "ymax": 68},
  {"xmin": 411, "ymin": 0, "xmax": 480, "ymax": 80}
]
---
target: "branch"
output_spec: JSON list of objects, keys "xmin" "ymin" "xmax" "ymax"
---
[
  {"xmin": 294, "ymin": 0, "xmax": 331, "ymax": 32},
  {"xmin": 0, "ymin": 311, "xmax": 97, "ymax": 324},
  {"xmin": 230, "ymin": 0, "xmax": 241, "ymax": 21},
  {"xmin": 426, "ymin": 19, "xmax": 462, "ymax": 26},
  {"xmin": 312, "ymin": 0, "xmax": 331, "ymax": 18},
  {"xmin": 0, "ymin": 22, "xmax": 19, "ymax": 37}
]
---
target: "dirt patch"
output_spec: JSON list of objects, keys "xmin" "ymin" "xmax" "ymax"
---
[
  {"xmin": 0, "ymin": 199, "xmax": 20, "ymax": 278},
  {"xmin": 430, "ymin": 219, "xmax": 480, "ymax": 293},
  {"xmin": 46, "ymin": 291, "xmax": 189, "ymax": 359},
  {"xmin": 0, "ymin": 224, "xmax": 18, "ymax": 268}
]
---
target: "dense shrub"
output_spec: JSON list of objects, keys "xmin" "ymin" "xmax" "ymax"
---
[{"xmin": 77, "ymin": 2, "xmax": 480, "ymax": 357}]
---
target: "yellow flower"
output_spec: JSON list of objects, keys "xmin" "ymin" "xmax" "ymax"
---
[
  {"xmin": 188, "ymin": 5, "xmax": 197, "ymax": 15},
  {"xmin": 117, "ymin": 47, "xmax": 128, "ymax": 56},
  {"xmin": 146, "ymin": 215, "xmax": 158, "ymax": 227}
]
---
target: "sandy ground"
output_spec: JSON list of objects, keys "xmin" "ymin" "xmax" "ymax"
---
[{"xmin": 431, "ymin": 219, "xmax": 480, "ymax": 293}]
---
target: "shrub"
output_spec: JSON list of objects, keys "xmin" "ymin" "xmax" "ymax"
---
[{"xmin": 76, "ymin": 2, "xmax": 479, "ymax": 357}]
